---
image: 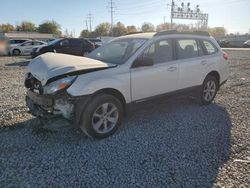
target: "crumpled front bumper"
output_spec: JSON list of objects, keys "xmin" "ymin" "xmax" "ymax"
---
[{"xmin": 26, "ymin": 90, "xmax": 75, "ymax": 120}]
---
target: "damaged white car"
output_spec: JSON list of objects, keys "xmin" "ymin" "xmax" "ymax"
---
[{"xmin": 25, "ymin": 31, "xmax": 229, "ymax": 139}]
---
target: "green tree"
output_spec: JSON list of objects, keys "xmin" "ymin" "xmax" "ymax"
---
[
  {"xmin": 111, "ymin": 22, "xmax": 127, "ymax": 37},
  {"xmin": 80, "ymin": 30, "xmax": 98, "ymax": 38},
  {"xmin": 141, "ymin": 22, "xmax": 155, "ymax": 32},
  {"xmin": 80, "ymin": 30, "xmax": 90, "ymax": 38},
  {"xmin": 38, "ymin": 20, "xmax": 61, "ymax": 36},
  {"xmin": 95, "ymin": 22, "xmax": 111, "ymax": 37},
  {"xmin": 0, "ymin": 24, "xmax": 15, "ymax": 32},
  {"xmin": 16, "ymin": 21, "xmax": 36, "ymax": 32},
  {"xmin": 126, "ymin": 25, "xmax": 137, "ymax": 34}
]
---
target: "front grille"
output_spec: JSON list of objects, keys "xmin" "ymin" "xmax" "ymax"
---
[{"xmin": 24, "ymin": 73, "xmax": 44, "ymax": 94}]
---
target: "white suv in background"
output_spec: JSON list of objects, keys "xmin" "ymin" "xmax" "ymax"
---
[
  {"xmin": 10, "ymin": 40, "xmax": 47, "ymax": 56},
  {"xmin": 25, "ymin": 31, "xmax": 229, "ymax": 139}
]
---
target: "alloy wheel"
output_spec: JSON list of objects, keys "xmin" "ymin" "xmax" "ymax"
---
[
  {"xmin": 91, "ymin": 103, "xmax": 119, "ymax": 134},
  {"xmin": 203, "ymin": 80, "xmax": 216, "ymax": 102}
]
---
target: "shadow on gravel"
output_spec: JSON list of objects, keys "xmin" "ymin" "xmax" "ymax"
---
[
  {"xmin": 0, "ymin": 98, "xmax": 232, "ymax": 187},
  {"xmin": 5, "ymin": 60, "xmax": 30, "ymax": 67}
]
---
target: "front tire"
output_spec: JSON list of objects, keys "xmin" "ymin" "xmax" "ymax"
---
[
  {"xmin": 13, "ymin": 49, "xmax": 21, "ymax": 56},
  {"xmin": 79, "ymin": 94, "xmax": 123, "ymax": 139},
  {"xmin": 199, "ymin": 75, "xmax": 219, "ymax": 105}
]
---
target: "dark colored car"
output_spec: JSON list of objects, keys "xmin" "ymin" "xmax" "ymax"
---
[
  {"xmin": 218, "ymin": 39, "xmax": 230, "ymax": 48},
  {"xmin": 86, "ymin": 38, "xmax": 103, "ymax": 48},
  {"xmin": 243, "ymin": 40, "xmax": 250, "ymax": 48},
  {"xmin": 31, "ymin": 38, "xmax": 95, "ymax": 58}
]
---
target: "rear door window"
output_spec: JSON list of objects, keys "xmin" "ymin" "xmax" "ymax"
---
[
  {"xmin": 176, "ymin": 39, "xmax": 199, "ymax": 59},
  {"xmin": 21, "ymin": 42, "xmax": 32, "ymax": 46},
  {"xmin": 70, "ymin": 39, "xmax": 82, "ymax": 47},
  {"xmin": 33, "ymin": 42, "xmax": 43, "ymax": 46}
]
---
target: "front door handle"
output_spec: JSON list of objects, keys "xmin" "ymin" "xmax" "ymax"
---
[{"xmin": 167, "ymin": 66, "xmax": 177, "ymax": 72}]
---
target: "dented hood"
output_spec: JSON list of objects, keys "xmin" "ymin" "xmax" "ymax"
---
[{"xmin": 28, "ymin": 53, "xmax": 114, "ymax": 85}]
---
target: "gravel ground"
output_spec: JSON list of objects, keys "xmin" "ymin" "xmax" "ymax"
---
[{"xmin": 0, "ymin": 51, "xmax": 249, "ymax": 187}]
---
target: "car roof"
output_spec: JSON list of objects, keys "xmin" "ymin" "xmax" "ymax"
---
[
  {"xmin": 117, "ymin": 31, "xmax": 211, "ymax": 40},
  {"xmin": 87, "ymin": 38, "xmax": 102, "ymax": 41},
  {"xmin": 118, "ymin": 32, "xmax": 156, "ymax": 40},
  {"xmin": 10, "ymin": 39, "xmax": 30, "ymax": 40}
]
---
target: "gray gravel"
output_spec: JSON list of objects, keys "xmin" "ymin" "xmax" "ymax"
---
[{"xmin": 0, "ymin": 51, "xmax": 249, "ymax": 187}]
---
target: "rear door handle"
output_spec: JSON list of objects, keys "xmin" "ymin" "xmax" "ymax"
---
[
  {"xmin": 167, "ymin": 66, "xmax": 177, "ymax": 72},
  {"xmin": 200, "ymin": 60, "xmax": 207, "ymax": 65}
]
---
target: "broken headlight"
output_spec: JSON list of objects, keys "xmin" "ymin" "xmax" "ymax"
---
[{"xmin": 43, "ymin": 76, "xmax": 77, "ymax": 95}]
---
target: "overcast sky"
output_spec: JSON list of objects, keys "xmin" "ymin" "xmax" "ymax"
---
[{"xmin": 0, "ymin": 0, "xmax": 249, "ymax": 36}]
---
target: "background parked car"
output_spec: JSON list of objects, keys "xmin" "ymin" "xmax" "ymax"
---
[
  {"xmin": 10, "ymin": 40, "xmax": 47, "ymax": 56},
  {"xmin": 8, "ymin": 39, "xmax": 31, "ymax": 48},
  {"xmin": 86, "ymin": 38, "xmax": 103, "ymax": 48},
  {"xmin": 243, "ymin": 40, "xmax": 250, "ymax": 48},
  {"xmin": 218, "ymin": 39, "xmax": 230, "ymax": 48},
  {"xmin": 8, "ymin": 39, "xmax": 31, "ymax": 55},
  {"xmin": 31, "ymin": 38, "xmax": 95, "ymax": 58}
]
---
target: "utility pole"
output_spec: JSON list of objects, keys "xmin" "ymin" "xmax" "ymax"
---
[
  {"xmin": 87, "ymin": 12, "xmax": 93, "ymax": 32},
  {"xmin": 171, "ymin": 0, "xmax": 174, "ymax": 29},
  {"xmin": 85, "ymin": 20, "xmax": 89, "ymax": 31},
  {"xmin": 108, "ymin": 0, "xmax": 115, "ymax": 36}
]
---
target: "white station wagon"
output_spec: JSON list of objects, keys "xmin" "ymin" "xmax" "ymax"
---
[{"xmin": 25, "ymin": 31, "xmax": 229, "ymax": 139}]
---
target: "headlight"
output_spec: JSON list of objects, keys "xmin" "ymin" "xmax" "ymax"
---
[{"xmin": 43, "ymin": 76, "xmax": 77, "ymax": 95}]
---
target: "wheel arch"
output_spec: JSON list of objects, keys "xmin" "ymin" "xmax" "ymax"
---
[
  {"xmin": 93, "ymin": 88, "xmax": 127, "ymax": 113},
  {"xmin": 12, "ymin": 48, "xmax": 21, "ymax": 55},
  {"xmin": 206, "ymin": 71, "xmax": 220, "ymax": 85}
]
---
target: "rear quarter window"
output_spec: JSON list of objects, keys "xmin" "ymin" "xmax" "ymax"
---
[{"xmin": 202, "ymin": 40, "xmax": 218, "ymax": 55}]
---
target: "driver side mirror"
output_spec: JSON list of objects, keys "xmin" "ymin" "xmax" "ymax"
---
[{"xmin": 132, "ymin": 57, "xmax": 154, "ymax": 68}]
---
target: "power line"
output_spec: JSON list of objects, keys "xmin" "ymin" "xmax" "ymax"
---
[
  {"xmin": 116, "ymin": 0, "xmax": 164, "ymax": 7},
  {"xmin": 116, "ymin": 1, "xmax": 165, "ymax": 10}
]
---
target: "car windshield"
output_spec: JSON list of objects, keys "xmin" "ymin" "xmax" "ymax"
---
[
  {"xmin": 88, "ymin": 38, "xmax": 147, "ymax": 65},
  {"xmin": 48, "ymin": 39, "xmax": 60, "ymax": 46}
]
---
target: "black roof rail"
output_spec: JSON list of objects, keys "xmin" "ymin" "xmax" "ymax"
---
[
  {"xmin": 125, "ymin": 31, "xmax": 143, "ymax": 35},
  {"xmin": 154, "ymin": 30, "xmax": 210, "ymax": 37}
]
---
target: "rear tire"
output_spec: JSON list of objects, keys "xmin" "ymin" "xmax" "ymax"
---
[
  {"xmin": 79, "ymin": 94, "xmax": 123, "ymax": 139},
  {"xmin": 199, "ymin": 75, "xmax": 219, "ymax": 105},
  {"xmin": 13, "ymin": 49, "xmax": 21, "ymax": 56}
]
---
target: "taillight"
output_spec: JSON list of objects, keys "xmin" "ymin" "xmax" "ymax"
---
[{"xmin": 223, "ymin": 51, "xmax": 229, "ymax": 60}]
